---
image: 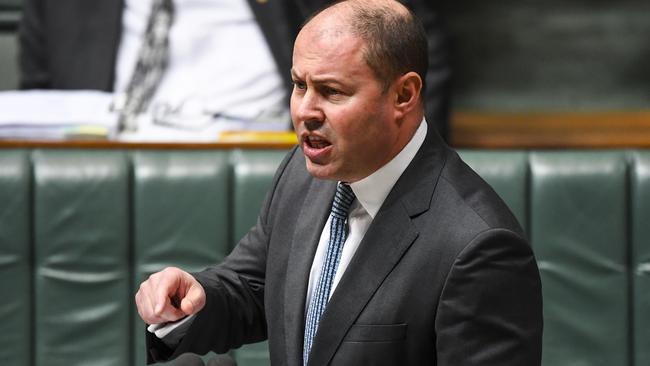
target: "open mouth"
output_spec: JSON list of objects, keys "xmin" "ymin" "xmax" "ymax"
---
[{"xmin": 305, "ymin": 135, "xmax": 331, "ymax": 149}]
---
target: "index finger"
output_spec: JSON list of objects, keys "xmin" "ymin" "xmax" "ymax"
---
[{"xmin": 153, "ymin": 270, "xmax": 182, "ymax": 315}]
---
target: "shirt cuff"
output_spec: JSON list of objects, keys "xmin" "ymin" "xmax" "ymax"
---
[{"xmin": 147, "ymin": 314, "xmax": 196, "ymax": 347}]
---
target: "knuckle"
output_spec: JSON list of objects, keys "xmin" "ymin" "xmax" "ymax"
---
[{"xmin": 162, "ymin": 266, "xmax": 177, "ymax": 275}]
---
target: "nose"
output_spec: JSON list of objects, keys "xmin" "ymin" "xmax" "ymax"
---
[{"xmin": 291, "ymin": 89, "xmax": 324, "ymax": 128}]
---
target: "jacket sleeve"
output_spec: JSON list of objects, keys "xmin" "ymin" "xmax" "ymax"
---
[
  {"xmin": 435, "ymin": 228, "xmax": 544, "ymax": 365},
  {"xmin": 146, "ymin": 147, "xmax": 300, "ymax": 364}
]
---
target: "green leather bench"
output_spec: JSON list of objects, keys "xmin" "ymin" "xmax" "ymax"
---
[{"xmin": 1, "ymin": 148, "xmax": 648, "ymax": 366}]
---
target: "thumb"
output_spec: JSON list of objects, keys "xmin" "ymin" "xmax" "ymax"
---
[{"xmin": 180, "ymin": 282, "xmax": 206, "ymax": 315}]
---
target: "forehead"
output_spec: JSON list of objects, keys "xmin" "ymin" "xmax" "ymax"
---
[{"xmin": 293, "ymin": 21, "xmax": 369, "ymax": 77}]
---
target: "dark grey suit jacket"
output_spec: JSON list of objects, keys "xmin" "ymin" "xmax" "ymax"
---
[
  {"xmin": 147, "ymin": 127, "xmax": 543, "ymax": 365},
  {"xmin": 18, "ymin": 0, "xmax": 451, "ymax": 138}
]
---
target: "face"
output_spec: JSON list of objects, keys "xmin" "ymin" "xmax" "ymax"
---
[{"xmin": 290, "ymin": 21, "xmax": 402, "ymax": 183}]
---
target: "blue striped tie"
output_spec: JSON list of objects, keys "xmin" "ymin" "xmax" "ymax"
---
[{"xmin": 303, "ymin": 182, "xmax": 356, "ymax": 365}]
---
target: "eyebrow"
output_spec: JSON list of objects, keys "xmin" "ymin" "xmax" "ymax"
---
[{"xmin": 290, "ymin": 69, "xmax": 344, "ymax": 85}]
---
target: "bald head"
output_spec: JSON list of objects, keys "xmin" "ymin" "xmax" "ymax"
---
[{"xmin": 301, "ymin": 0, "xmax": 429, "ymax": 95}]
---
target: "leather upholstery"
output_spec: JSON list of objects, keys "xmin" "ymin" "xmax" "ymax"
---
[
  {"xmin": 528, "ymin": 152, "xmax": 628, "ymax": 366},
  {"xmin": 231, "ymin": 150, "xmax": 288, "ymax": 244},
  {"xmin": 132, "ymin": 151, "xmax": 232, "ymax": 365},
  {"xmin": 0, "ymin": 150, "xmax": 30, "ymax": 365},
  {"xmin": 632, "ymin": 152, "xmax": 650, "ymax": 366},
  {"xmin": 0, "ymin": 148, "xmax": 648, "ymax": 366},
  {"xmin": 32, "ymin": 150, "xmax": 131, "ymax": 366}
]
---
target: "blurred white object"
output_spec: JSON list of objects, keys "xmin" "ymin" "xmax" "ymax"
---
[
  {"xmin": 0, "ymin": 89, "xmax": 291, "ymax": 142},
  {"xmin": 0, "ymin": 90, "xmax": 117, "ymax": 140},
  {"xmin": 117, "ymin": 101, "xmax": 291, "ymax": 142}
]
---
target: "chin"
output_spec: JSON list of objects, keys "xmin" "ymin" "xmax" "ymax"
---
[{"xmin": 305, "ymin": 161, "xmax": 340, "ymax": 181}]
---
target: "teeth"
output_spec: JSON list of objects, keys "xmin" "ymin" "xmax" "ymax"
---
[{"xmin": 307, "ymin": 136, "xmax": 330, "ymax": 149}]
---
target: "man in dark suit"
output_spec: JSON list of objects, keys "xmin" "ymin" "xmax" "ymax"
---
[
  {"xmin": 18, "ymin": 0, "xmax": 450, "ymax": 139},
  {"xmin": 135, "ymin": 1, "xmax": 542, "ymax": 364}
]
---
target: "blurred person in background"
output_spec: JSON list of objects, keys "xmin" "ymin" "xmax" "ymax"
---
[{"xmin": 18, "ymin": 0, "xmax": 450, "ymax": 138}]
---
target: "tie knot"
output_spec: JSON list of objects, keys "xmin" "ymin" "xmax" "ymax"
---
[{"xmin": 331, "ymin": 183, "xmax": 356, "ymax": 219}]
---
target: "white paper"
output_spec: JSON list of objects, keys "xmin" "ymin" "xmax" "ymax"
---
[
  {"xmin": 0, "ymin": 89, "xmax": 291, "ymax": 141},
  {"xmin": 0, "ymin": 90, "xmax": 118, "ymax": 139}
]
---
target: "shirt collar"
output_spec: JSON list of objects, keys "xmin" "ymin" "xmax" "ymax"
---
[{"xmin": 348, "ymin": 119, "xmax": 428, "ymax": 218}]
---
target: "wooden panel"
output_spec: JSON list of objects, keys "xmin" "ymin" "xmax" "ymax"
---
[{"xmin": 451, "ymin": 111, "xmax": 650, "ymax": 148}]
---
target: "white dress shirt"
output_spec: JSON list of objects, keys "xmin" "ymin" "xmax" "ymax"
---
[{"xmin": 114, "ymin": 0, "xmax": 286, "ymax": 119}]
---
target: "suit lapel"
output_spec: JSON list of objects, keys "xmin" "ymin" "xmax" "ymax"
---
[
  {"xmin": 283, "ymin": 179, "xmax": 337, "ymax": 366},
  {"xmin": 306, "ymin": 127, "xmax": 449, "ymax": 366}
]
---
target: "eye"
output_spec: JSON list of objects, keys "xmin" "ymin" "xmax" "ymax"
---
[
  {"xmin": 322, "ymin": 86, "xmax": 341, "ymax": 96},
  {"xmin": 292, "ymin": 80, "xmax": 307, "ymax": 90}
]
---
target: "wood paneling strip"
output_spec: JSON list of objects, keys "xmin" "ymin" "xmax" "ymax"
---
[
  {"xmin": 451, "ymin": 111, "xmax": 650, "ymax": 148},
  {"xmin": 2, "ymin": 111, "xmax": 650, "ymax": 149}
]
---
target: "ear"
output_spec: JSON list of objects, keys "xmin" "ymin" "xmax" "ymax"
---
[{"xmin": 393, "ymin": 71, "xmax": 422, "ymax": 119}]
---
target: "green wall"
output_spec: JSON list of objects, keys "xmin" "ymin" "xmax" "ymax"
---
[{"xmin": 442, "ymin": 0, "xmax": 650, "ymax": 111}]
